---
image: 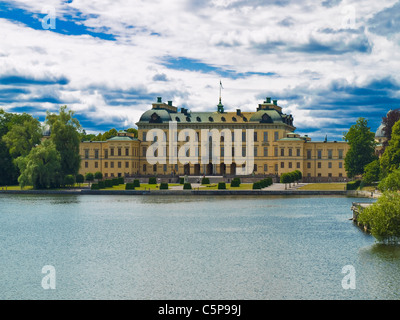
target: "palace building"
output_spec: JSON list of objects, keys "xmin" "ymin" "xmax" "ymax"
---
[{"xmin": 79, "ymin": 96, "xmax": 350, "ymax": 181}]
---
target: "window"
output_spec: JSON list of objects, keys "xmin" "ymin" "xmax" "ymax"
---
[
  {"xmin": 221, "ymin": 147, "xmax": 224, "ymax": 157},
  {"xmin": 242, "ymin": 146, "xmax": 246, "ymax": 157},
  {"xmin": 274, "ymin": 131, "xmax": 279, "ymax": 141},
  {"xmin": 125, "ymin": 148, "xmax": 129, "ymax": 156},
  {"xmin": 105, "ymin": 162, "xmax": 108, "ymax": 168},
  {"xmin": 296, "ymin": 149, "xmax": 300, "ymax": 157},
  {"xmin": 328, "ymin": 173, "xmax": 332, "ymax": 177},
  {"xmin": 125, "ymin": 162, "xmax": 129, "ymax": 168},
  {"xmin": 263, "ymin": 131, "xmax": 268, "ymax": 142},
  {"xmin": 84, "ymin": 149, "xmax": 89, "ymax": 159},
  {"xmin": 339, "ymin": 173, "xmax": 343, "ymax": 177},
  {"xmin": 328, "ymin": 162, "xmax": 332, "ymax": 169},
  {"xmin": 153, "ymin": 164, "xmax": 157, "ymax": 172},
  {"xmin": 254, "ymin": 147, "xmax": 257, "ymax": 157},
  {"xmin": 281, "ymin": 162, "xmax": 284, "ymax": 168},
  {"xmin": 339, "ymin": 162, "xmax": 343, "ymax": 169},
  {"xmin": 95, "ymin": 161, "xmax": 98, "ymax": 168},
  {"xmin": 254, "ymin": 132, "xmax": 257, "ymax": 142},
  {"xmin": 318, "ymin": 173, "xmax": 322, "ymax": 177},
  {"xmin": 142, "ymin": 132, "xmax": 146, "ymax": 141},
  {"xmin": 104, "ymin": 173, "xmax": 108, "ymax": 178},
  {"xmin": 118, "ymin": 148, "xmax": 122, "ymax": 156},
  {"xmin": 264, "ymin": 164, "xmax": 268, "ymax": 172},
  {"xmin": 307, "ymin": 162, "xmax": 311, "ymax": 169},
  {"xmin": 317, "ymin": 150, "xmax": 322, "ymax": 159},
  {"xmin": 297, "ymin": 162, "xmax": 300, "ymax": 169},
  {"xmin": 110, "ymin": 148, "xmax": 114, "ymax": 156},
  {"xmin": 85, "ymin": 161, "xmax": 88, "ymax": 168},
  {"xmin": 328, "ymin": 149, "xmax": 333, "ymax": 159},
  {"xmin": 254, "ymin": 164, "xmax": 257, "ymax": 172},
  {"xmin": 117, "ymin": 162, "xmax": 121, "ymax": 168},
  {"xmin": 163, "ymin": 164, "xmax": 167, "ymax": 172},
  {"xmin": 289, "ymin": 149, "xmax": 292, "ymax": 157},
  {"xmin": 110, "ymin": 162, "xmax": 114, "ymax": 168},
  {"xmin": 143, "ymin": 164, "xmax": 146, "ymax": 172},
  {"xmin": 104, "ymin": 150, "xmax": 108, "ymax": 159},
  {"xmin": 264, "ymin": 147, "xmax": 268, "ymax": 157},
  {"xmin": 318, "ymin": 162, "xmax": 321, "ymax": 169},
  {"xmin": 242, "ymin": 131, "xmax": 246, "ymax": 141},
  {"xmin": 289, "ymin": 162, "xmax": 292, "ymax": 168},
  {"xmin": 94, "ymin": 149, "xmax": 99, "ymax": 159},
  {"xmin": 274, "ymin": 164, "xmax": 278, "ymax": 172},
  {"xmin": 274, "ymin": 147, "xmax": 278, "ymax": 157},
  {"xmin": 142, "ymin": 147, "xmax": 146, "ymax": 157},
  {"xmin": 111, "ymin": 173, "xmax": 114, "ymax": 177},
  {"xmin": 280, "ymin": 148, "xmax": 284, "ymax": 157},
  {"xmin": 307, "ymin": 150, "xmax": 312, "ymax": 159},
  {"xmin": 338, "ymin": 149, "xmax": 343, "ymax": 159}
]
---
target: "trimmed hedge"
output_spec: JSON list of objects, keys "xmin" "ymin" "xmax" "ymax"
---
[
  {"xmin": 230, "ymin": 179, "xmax": 240, "ymax": 187},
  {"xmin": 125, "ymin": 183, "xmax": 135, "ymax": 190},
  {"xmin": 218, "ymin": 182, "xmax": 226, "ymax": 189},
  {"xmin": 133, "ymin": 179, "xmax": 140, "ymax": 188},
  {"xmin": 91, "ymin": 183, "xmax": 100, "ymax": 190},
  {"xmin": 98, "ymin": 180, "xmax": 105, "ymax": 189},
  {"xmin": 118, "ymin": 177, "xmax": 124, "ymax": 184},
  {"xmin": 233, "ymin": 177, "xmax": 241, "ymax": 184},
  {"xmin": 149, "ymin": 177, "xmax": 157, "ymax": 184},
  {"xmin": 105, "ymin": 179, "xmax": 113, "ymax": 188},
  {"xmin": 112, "ymin": 178, "xmax": 119, "ymax": 186},
  {"xmin": 201, "ymin": 177, "xmax": 210, "ymax": 184},
  {"xmin": 183, "ymin": 183, "xmax": 192, "ymax": 190},
  {"xmin": 347, "ymin": 180, "xmax": 361, "ymax": 190},
  {"xmin": 160, "ymin": 182, "xmax": 168, "ymax": 190},
  {"xmin": 179, "ymin": 177, "xmax": 185, "ymax": 184},
  {"xmin": 252, "ymin": 182, "xmax": 261, "ymax": 189}
]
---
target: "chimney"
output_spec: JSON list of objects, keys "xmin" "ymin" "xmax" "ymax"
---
[
  {"xmin": 266, "ymin": 97, "xmax": 271, "ymax": 103},
  {"xmin": 168, "ymin": 101, "xmax": 173, "ymax": 106},
  {"xmin": 273, "ymin": 99, "xmax": 277, "ymax": 106},
  {"xmin": 236, "ymin": 109, "xmax": 241, "ymax": 116},
  {"xmin": 157, "ymin": 97, "xmax": 162, "ymax": 103}
]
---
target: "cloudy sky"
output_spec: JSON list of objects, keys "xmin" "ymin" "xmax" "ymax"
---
[{"xmin": 0, "ymin": 0, "xmax": 399, "ymax": 140}]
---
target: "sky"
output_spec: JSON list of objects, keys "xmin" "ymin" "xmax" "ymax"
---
[{"xmin": 0, "ymin": 0, "xmax": 399, "ymax": 140}]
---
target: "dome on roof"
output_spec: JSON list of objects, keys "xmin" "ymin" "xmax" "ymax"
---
[
  {"xmin": 42, "ymin": 124, "xmax": 51, "ymax": 136},
  {"xmin": 139, "ymin": 109, "xmax": 172, "ymax": 123},
  {"xmin": 249, "ymin": 109, "xmax": 283, "ymax": 123},
  {"xmin": 375, "ymin": 123, "xmax": 385, "ymax": 137}
]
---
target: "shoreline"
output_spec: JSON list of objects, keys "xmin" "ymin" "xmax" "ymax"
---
[{"xmin": 0, "ymin": 189, "xmax": 379, "ymax": 197}]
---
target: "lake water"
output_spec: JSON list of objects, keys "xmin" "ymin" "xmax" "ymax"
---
[{"xmin": 1, "ymin": 193, "xmax": 399, "ymax": 300}]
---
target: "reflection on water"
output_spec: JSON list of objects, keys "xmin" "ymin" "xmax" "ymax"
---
[{"xmin": 0, "ymin": 194, "xmax": 397, "ymax": 299}]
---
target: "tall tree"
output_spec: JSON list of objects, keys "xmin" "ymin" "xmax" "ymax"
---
[
  {"xmin": 381, "ymin": 109, "xmax": 400, "ymax": 152},
  {"xmin": 343, "ymin": 117, "xmax": 377, "ymax": 178},
  {"xmin": 380, "ymin": 120, "xmax": 400, "ymax": 177},
  {"xmin": 46, "ymin": 105, "xmax": 82, "ymax": 177},
  {"xmin": 16, "ymin": 139, "xmax": 62, "ymax": 189}
]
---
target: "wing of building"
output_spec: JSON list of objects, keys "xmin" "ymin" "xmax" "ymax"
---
[{"xmin": 79, "ymin": 97, "xmax": 349, "ymax": 182}]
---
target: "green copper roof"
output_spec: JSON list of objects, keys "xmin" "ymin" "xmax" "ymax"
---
[{"xmin": 107, "ymin": 136, "xmax": 137, "ymax": 141}]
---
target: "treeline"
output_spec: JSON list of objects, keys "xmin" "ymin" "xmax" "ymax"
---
[{"xmin": 80, "ymin": 128, "xmax": 137, "ymax": 141}]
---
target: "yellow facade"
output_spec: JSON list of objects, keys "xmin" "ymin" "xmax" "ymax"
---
[{"xmin": 79, "ymin": 97, "xmax": 350, "ymax": 181}]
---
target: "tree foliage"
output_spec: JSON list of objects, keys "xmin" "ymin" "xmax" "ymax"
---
[
  {"xmin": 381, "ymin": 109, "xmax": 400, "ymax": 153},
  {"xmin": 380, "ymin": 120, "xmax": 400, "ymax": 177},
  {"xmin": 358, "ymin": 192, "xmax": 400, "ymax": 244},
  {"xmin": 363, "ymin": 159, "xmax": 381, "ymax": 185},
  {"xmin": 15, "ymin": 139, "xmax": 62, "ymax": 189},
  {"xmin": 378, "ymin": 169, "xmax": 400, "ymax": 192},
  {"xmin": 343, "ymin": 118, "xmax": 377, "ymax": 178}
]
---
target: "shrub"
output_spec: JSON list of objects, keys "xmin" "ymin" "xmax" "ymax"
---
[
  {"xmin": 118, "ymin": 177, "xmax": 124, "ymax": 184},
  {"xmin": 201, "ymin": 177, "xmax": 210, "ymax": 184},
  {"xmin": 346, "ymin": 180, "xmax": 361, "ymax": 190},
  {"xmin": 149, "ymin": 177, "xmax": 157, "ymax": 184},
  {"xmin": 160, "ymin": 182, "xmax": 168, "ymax": 190},
  {"xmin": 76, "ymin": 174, "xmax": 84, "ymax": 185},
  {"xmin": 218, "ymin": 182, "xmax": 226, "ymax": 189},
  {"xmin": 94, "ymin": 171, "xmax": 103, "ymax": 180},
  {"xmin": 233, "ymin": 177, "xmax": 241, "ymax": 184},
  {"xmin": 112, "ymin": 178, "xmax": 119, "ymax": 186},
  {"xmin": 133, "ymin": 179, "xmax": 140, "ymax": 188},
  {"xmin": 91, "ymin": 183, "xmax": 100, "ymax": 190},
  {"xmin": 125, "ymin": 183, "xmax": 135, "ymax": 190},
  {"xmin": 105, "ymin": 179, "xmax": 113, "ymax": 188},
  {"xmin": 85, "ymin": 172, "xmax": 94, "ymax": 183},
  {"xmin": 64, "ymin": 174, "xmax": 75, "ymax": 187},
  {"xmin": 179, "ymin": 177, "xmax": 185, "ymax": 184},
  {"xmin": 252, "ymin": 182, "xmax": 261, "ymax": 189},
  {"xmin": 265, "ymin": 177, "xmax": 273, "ymax": 186},
  {"xmin": 259, "ymin": 179, "xmax": 267, "ymax": 188},
  {"xmin": 183, "ymin": 183, "xmax": 192, "ymax": 190},
  {"xmin": 230, "ymin": 179, "xmax": 240, "ymax": 187},
  {"xmin": 98, "ymin": 180, "xmax": 105, "ymax": 189}
]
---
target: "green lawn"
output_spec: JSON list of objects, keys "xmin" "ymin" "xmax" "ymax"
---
[
  {"xmin": 298, "ymin": 183, "xmax": 347, "ymax": 191},
  {"xmin": 0, "ymin": 185, "xmax": 33, "ymax": 190},
  {"xmin": 197, "ymin": 183, "xmax": 254, "ymax": 190}
]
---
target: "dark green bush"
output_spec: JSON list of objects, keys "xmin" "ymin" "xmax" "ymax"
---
[
  {"xmin": 252, "ymin": 182, "xmax": 261, "ymax": 189},
  {"xmin": 347, "ymin": 180, "xmax": 361, "ymax": 190},
  {"xmin": 233, "ymin": 177, "xmax": 241, "ymax": 184},
  {"xmin": 179, "ymin": 177, "xmax": 185, "ymax": 184},
  {"xmin": 133, "ymin": 179, "xmax": 140, "ymax": 188},
  {"xmin": 91, "ymin": 183, "xmax": 100, "ymax": 190},
  {"xmin": 230, "ymin": 179, "xmax": 240, "ymax": 187},
  {"xmin": 118, "ymin": 177, "xmax": 124, "ymax": 184},
  {"xmin": 160, "ymin": 182, "xmax": 168, "ymax": 190},
  {"xmin": 149, "ymin": 177, "xmax": 157, "ymax": 184},
  {"xmin": 105, "ymin": 179, "xmax": 113, "ymax": 188},
  {"xmin": 218, "ymin": 182, "xmax": 226, "ymax": 189},
  {"xmin": 183, "ymin": 183, "xmax": 192, "ymax": 190},
  {"xmin": 125, "ymin": 183, "xmax": 135, "ymax": 190},
  {"xmin": 112, "ymin": 178, "xmax": 119, "ymax": 186},
  {"xmin": 98, "ymin": 180, "xmax": 105, "ymax": 189},
  {"xmin": 201, "ymin": 177, "xmax": 210, "ymax": 184}
]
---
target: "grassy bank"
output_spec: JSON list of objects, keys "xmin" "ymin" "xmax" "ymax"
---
[{"xmin": 298, "ymin": 183, "xmax": 347, "ymax": 191}]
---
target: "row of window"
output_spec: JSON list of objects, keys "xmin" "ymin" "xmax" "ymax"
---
[
  {"xmin": 306, "ymin": 149, "xmax": 344, "ymax": 159},
  {"xmin": 83, "ymin": 147, "xmax": 139, "ymax": 159},
  {"xmin": 84, "ymin": 161, "xmax": 139, "ymax": 169}
]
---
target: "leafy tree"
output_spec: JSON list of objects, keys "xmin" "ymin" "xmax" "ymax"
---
[
  {"xmin": 363, "ymin": 159, "xmax": 381, "ymax": 185},
  {"xmin": 126, "ymin": 128, "xmax": 138, "ymax": 138},
  {"xmin": 358, "ymin": 192, "xmax": 400, "ymax": 244},
  {"xmin": 94, "ymin": 171, "xmax": 103, "ymax": 180},
  {"xmin": 85, "ymin": 172, "xmax": 94, "ymax": 187},
  {"xmin": 381, "ymin": 109, "xmax": 400, "ymax": 153},
  {"xmin": 64, "ymin": 174, "xmax": 75, "ymax": 188},
  {"xmin": 343, "ymin": 118, "xmax": 377, "ymax": 178},
  {"xmin": 380, "ymin": 120, "xmax": 400, "ymax": 177},
  {"xmin": 76, "ymin": 174, "xmax": 84, "ymax": 186},
  {"xmin": 15, "ymin": 139, "xmax": 62, "ymax": 189},
  {"xmin": 280, "ymin": 173, "xmax": 290, "ymax": 189},
  {"xmin": 46, "ymin": 106, "xmax": 82, "ymax": 178},
  {"xmin": 378, "ymin": 169, "xmax": 400, "ymax": 192}
]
